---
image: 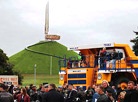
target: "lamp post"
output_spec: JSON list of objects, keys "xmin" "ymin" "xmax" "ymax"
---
[
  {"xmin": 34, "ymin": 64, "xmax": 37, "ymax": 85},
  {"xmin": 50, "ymin": 56, "xmax": 52, "ymax": 75}
]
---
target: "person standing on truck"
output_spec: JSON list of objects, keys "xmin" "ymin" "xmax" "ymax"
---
[
  {"xmin": 0, "ymin": 83, "xmax": 14, "ymax": 102},
  {"xmin": 100, "ymin": 47, "xmax": 107, "ymax": 68},
  {"xmin": 79, "ymin": 52, "xmax": 86, "ymax": 63},
  {"xmin": 78, "ymin": 52, "xmax": 82, "ymax": 67},
  {"xmin": 79, "ymin": 52, "xmax": 87, "ymax": 67},
  {"xmin": 106, "ymin": 52, "xmax": 111, "ymax": 69},
  {"xmin": 94, "ymin": 51, "xmax": 99, "ymax": 67},
  {"xmin": 111, "ymin": 49, "xmax": 117, "ymax": 69}
]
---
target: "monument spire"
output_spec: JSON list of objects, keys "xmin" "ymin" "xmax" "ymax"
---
[
  {"xmin": 45, "ymin": 1, "xmax": 49, "ymax": 35},
  {"xmin": 45, "ymin": 1, "xmax": 60, "ymax": 40}
]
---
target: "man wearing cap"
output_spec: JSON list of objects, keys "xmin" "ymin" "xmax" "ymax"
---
[{"xmin": 0, "ymin": 83, "xmax": 14, "ymax": 102}]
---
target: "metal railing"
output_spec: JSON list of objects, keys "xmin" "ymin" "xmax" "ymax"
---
[{"xmin": 58, "ymin": 55, "xmax": 136, "ymax": 71}]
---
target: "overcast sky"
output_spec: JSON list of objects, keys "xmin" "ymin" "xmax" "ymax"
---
[{"xmin": 0, "ymin": 0, "xmax": 138, "ymax": 56}]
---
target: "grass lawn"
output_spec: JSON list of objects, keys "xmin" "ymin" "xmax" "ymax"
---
[{"xmin": 22, "ymin": 74, "xmax": 59, "ymax": 87}]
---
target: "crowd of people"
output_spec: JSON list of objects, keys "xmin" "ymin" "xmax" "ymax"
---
[{"xmin": 0, "ymin": 80, "xmax": 138, "ymax": 102}]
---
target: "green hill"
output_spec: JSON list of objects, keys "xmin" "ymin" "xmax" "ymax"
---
[
  {"xmin": 9, "ymin": 41, "xmax": 79, "ymax": 86},
  {"xmin": 9, "ymin": 41, "xmax": 78, "ymax": 75}
]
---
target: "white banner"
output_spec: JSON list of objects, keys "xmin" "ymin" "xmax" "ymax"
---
[
  {"xmin": 0, "ymin": 75, "xmax": 18, "ymax": 86},
  {"xmin": 68, "ymin": 69, "xmax": 86, "ymax": 73}
]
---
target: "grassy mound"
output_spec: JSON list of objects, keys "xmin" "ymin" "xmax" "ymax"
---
[
  {"xmin": 9, "ymin": 41, "xmax": 78, "ymax": 75},
  {"xmin": 9, "ymin": 41, "xmax": 78, "ymax": 86}
]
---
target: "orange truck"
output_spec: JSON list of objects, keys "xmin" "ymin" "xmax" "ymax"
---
[{"xmin": 59, "ymin": 43, "xmax": 138, "ymax": 89}]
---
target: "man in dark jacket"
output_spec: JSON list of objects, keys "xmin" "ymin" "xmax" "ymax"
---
[
  {"xmin": 0, "ymin": 83, "xmax": 14, "ymax": 102},
  {"xmin": 42, "ymin": 83, "xmax": 64, "ymax": 102},
  {"xmin": 65, "ymin": 84, "xmax": 77, "ymax": 102},
  {"xmin": 77, "ymin": 86, "xmax": 86, "ymax": 102},
  {"xmin": 124, "ymin": 81, "xmax": 138, "ymax": 102},
  {"xmin": 30, "ymin": 85, "xmax": 39, "ymax": 101}
]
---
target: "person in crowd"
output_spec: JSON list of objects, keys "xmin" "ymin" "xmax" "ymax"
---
[
  {"xmin": 62, "ymin": 83, "xmax": 68, "ymax": 99},
  {"xmin": 124, "ymin": 81, "xmax": 138, "ymax": 102},
  {"xmin": 28, "ymin": 84, "xmax": 33, "ymax": 96},
  {"xmin": 100, "ymin": 47, "xmax": 107, "ymax": 68},
  {"xmin": 112, "ymin": 86, "xmax": 117, "ymax": 95},
  {"xmin": 118, "ymin": 91, "xmax": 126, "ymax": 102},
  {"xmin": 16, "ymin": 87, "xmax": 30, "ymax": 102},
  {"xmin": 77, "ymin": 86, "xmax": 86, "ymax": 102},
  {"xmin": 136, "ymin": 84, "xmax": 138, "ymax": 90},
  {"xmin": 106, "ymin": 89, "xmax": 115, "ymax": 102},
  {"xmin": 116, "ymin": 84, "xmax": 123, "ymax": 100},
  {"xmin": 101, "ymin": 80, "xmax": 116, "ymax": 101},
  {"xmin": 13, "ymin": 87, "xmax": 21, "ymax": 100},
  {"xmin": 42, "ymin": 83, "xmax": 64, "ymax": 102},
  {"xmin": 37, "ymin": 84, "xmax": 49, "ymax": 102},
  {"xmin": 5, "ymin": 84, "xmax": 10, "ymax": 91},
  {"xmin": 37, "ymin": 84, "xmax": 42, "ymax": 92},
  {"xmin": 57, "ymin": 86, "xmax": 63, "ymax": 95},
  {"xmin": 111, "ymin": 49, "xmax": 117, "ymax": 69},
  {"xmin": 25, "ymin": 86, "xmax": 30, "ymax": 96},
  {"xmin": 44, "ymin": 84, "xmax": 49, "ymax": 93},
  {"xmin": 36, "ymin": 84, "xmax": 46, "ymax": 102},
  {"xmin": 96, "ymin": 86, "xmax": 109, "ymax": 102},
  {"xmin": 92, "ymin": 85, "xmax": 97, "ymax": 93},
  {"xmin": 0, "ymin": 83, "xmax": 14, "ymax": 102},
  {"xmin": 86, "ymin": 86, "xmax": 94, "ymax": 102},
  {"xmin": 65, "ymin": 84, "xmax": 77, "ymax": 102},
  {"xmin": 92, "ymin": 87, "xmax": 100, "ymax": 102},
  {"xmin": 30, "ymin": 85, "xmax": 38, "ymax": 101},
  {"xmin": 9, "ymin": 84, "xmax": 14, "ymax": 94},
  {"xmin": 30, "ymin": 85, "xmax": 39, "ymax": 102}
]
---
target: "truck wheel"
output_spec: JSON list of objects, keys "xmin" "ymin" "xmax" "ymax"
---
[{"xmin": 115, "ymin": 77, "xmax": 129, "ymax": 90}]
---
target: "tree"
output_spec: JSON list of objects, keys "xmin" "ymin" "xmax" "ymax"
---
[
  {"xmin": 130, "ymin": 31, "xmax": 138, "ymax": 56},
  {"xmin": 0, "ymin": 49, "xmax": 23, "ymax": 84}
]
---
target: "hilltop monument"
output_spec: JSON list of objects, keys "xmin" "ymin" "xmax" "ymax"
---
[{"xmin": 45, "ymin": 1, "xmax": 60, "ymax": 40}]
